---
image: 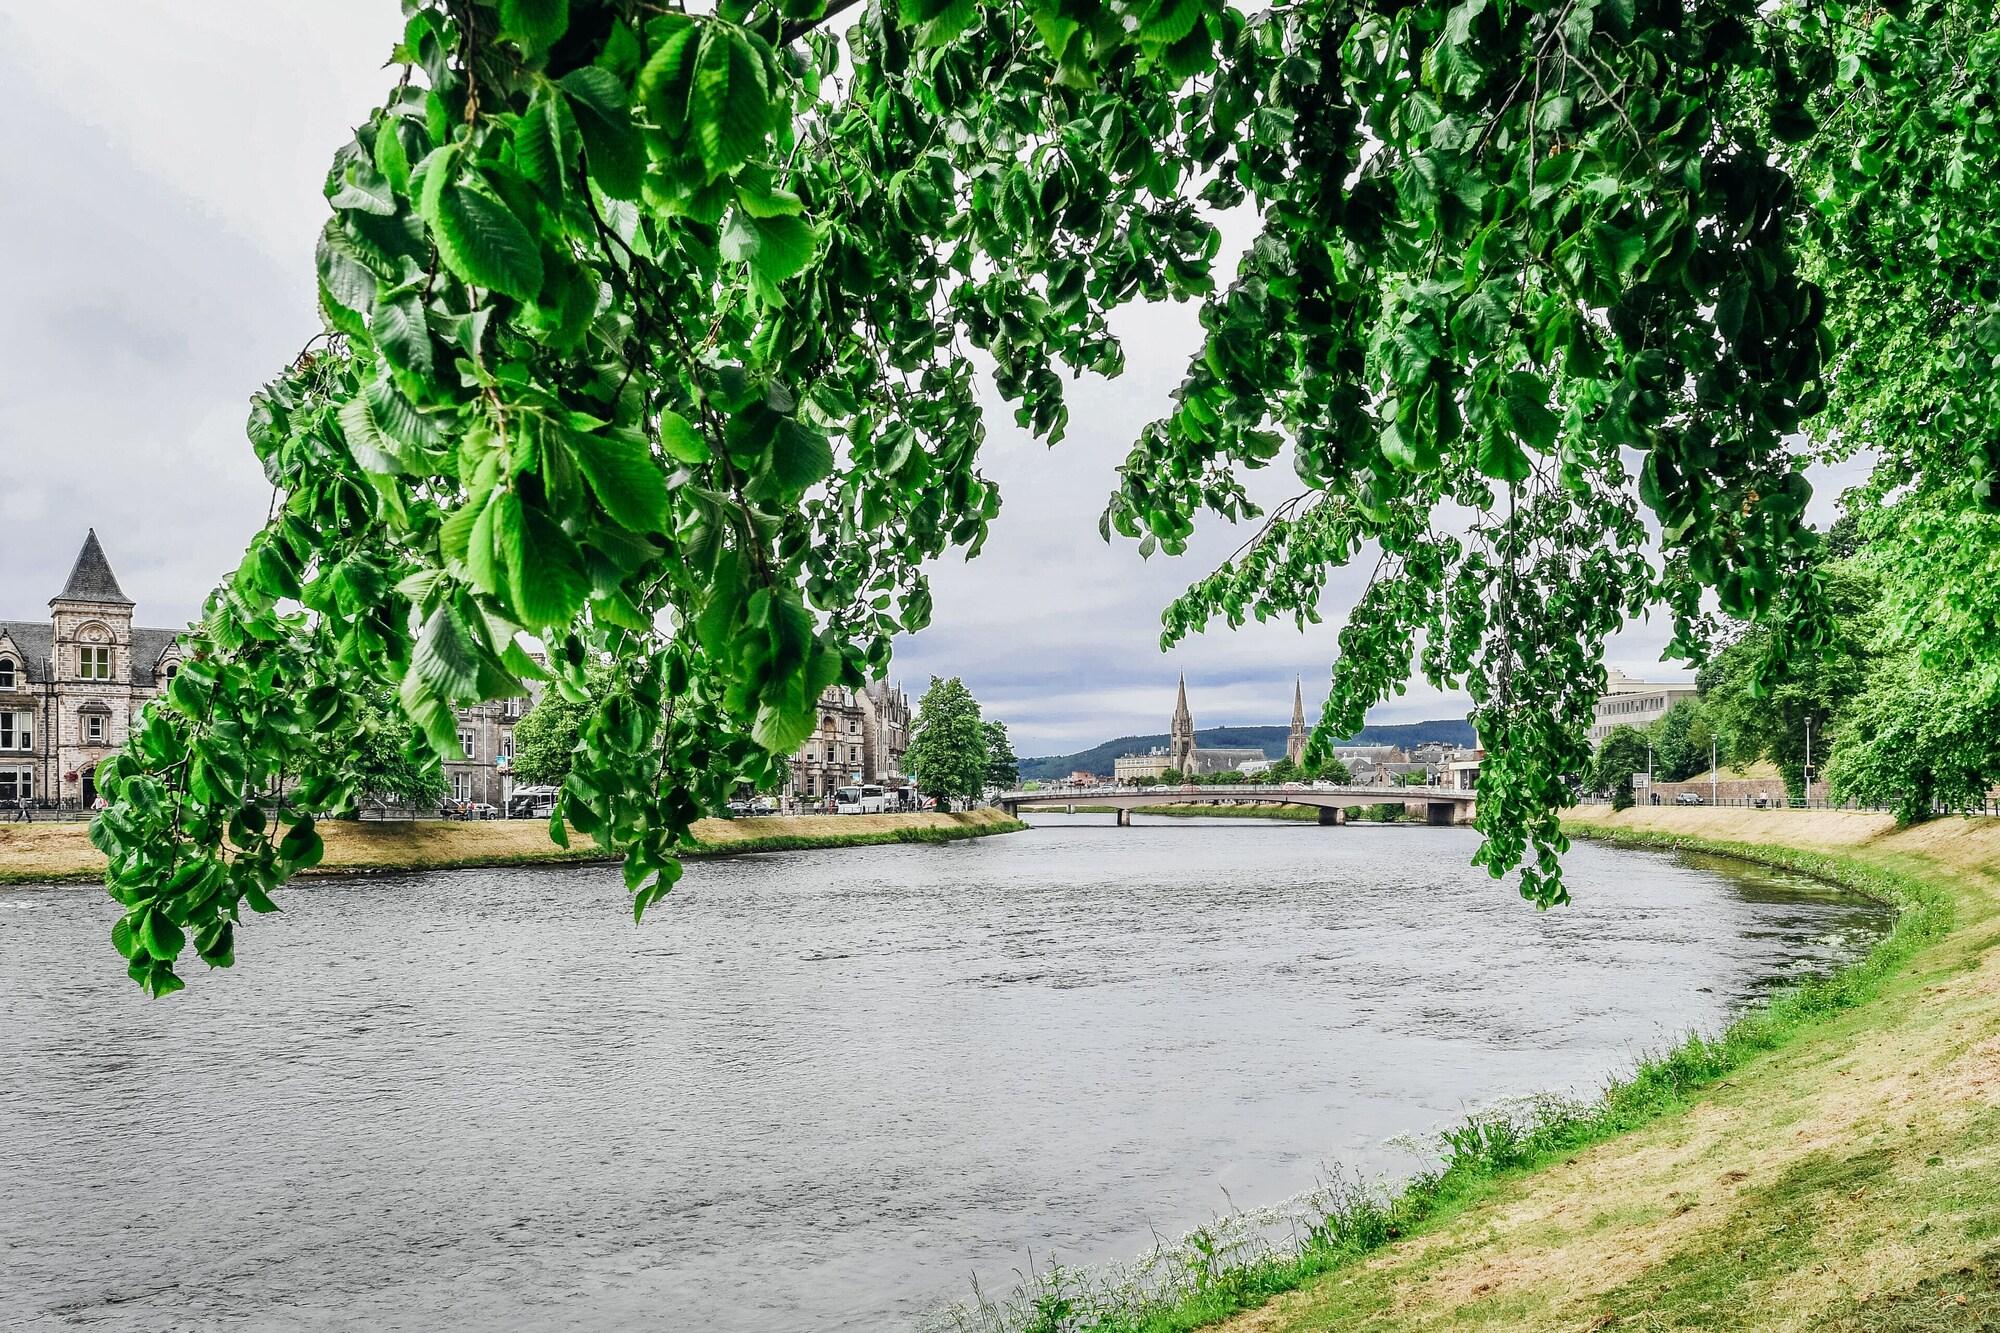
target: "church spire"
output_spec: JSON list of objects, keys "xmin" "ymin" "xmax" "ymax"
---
[
  {"xmin": 51, "ymin": 529, "xmax": 133, "ymax": 606},
  {"xmin": 1287, "ymin": 677, "xmax": 1308, "ymax": 765},
  {"xmin": 1170, "ymin": 672, "xmax": 1196, "ymax": 775}
]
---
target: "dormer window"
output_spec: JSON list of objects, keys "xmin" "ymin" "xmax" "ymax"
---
[
  {"xmin": 80, "ymin": 647, "xmax": 112, "ymax": 681},
  {"xmin": 0, "ymin": 658, "xmax": 13, "ymax": 689},
  {"xmin": 162, "ymin": 663, "xmax": 178, "ymax": 680}
]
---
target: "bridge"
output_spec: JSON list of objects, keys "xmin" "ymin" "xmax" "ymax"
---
[{"xmin": 994, "ymin": 783, "xmax": 1477, "ymax": 826}]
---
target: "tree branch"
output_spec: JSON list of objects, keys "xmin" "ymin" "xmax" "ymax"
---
[{"xmin": 781, "ymin": 0, "xmax": 868, "ymax": 46}]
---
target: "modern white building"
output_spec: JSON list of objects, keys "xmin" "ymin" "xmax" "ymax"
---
[{"xmin": 1588, "ymin": 669, "xmax": 1699, "ymax": 744}]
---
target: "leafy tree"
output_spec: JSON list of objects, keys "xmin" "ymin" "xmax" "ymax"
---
[
  {"xmin": 1826, "ymin": 663, "xmax": 2000, "ymax": 823},
  {"xmin": 1593, "ymin": 727, "xmax": 1651, "ymax": 812},
  {"xmin": 309, "ymin": 684, "xmax": 448, "ymax": 813},
  {"xmin": 1305, "ymin": 755, "xmax": 1353, "ymax": 785},
  {"xmin": 509, "ymin": 687, "xmax": 594, "ymax": 787},
  {"xmin": 1647, "ymin": 699, "xmax": 1714, "ymax": 785},
  {"xmin": 1159, "ymin": 769, "xmax": 1185, "ymax": 787},
  {"xmin": 982, "ymin": 720, "xmax": 1019, "ymax": 791},
  {"xmin": 906, "ymin": 677, "xmax": 987, "ymax": 810},
  {"xmin": 87, "ymin": 0, "xmax": 2000, "ymax": 994},
  {"xmin": 1699, "ymin": 564, "xmax": 1879, "ymax": 799},
  {"xmin": 1264, "ymin": 757, "xmax": 1298, "ymax": 783}
]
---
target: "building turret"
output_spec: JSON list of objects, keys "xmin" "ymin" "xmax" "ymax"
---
[
  {"xmin": 1286, "ymin": 677, "xmax": 1308, "ymax": 766},
  {"xmin": 1169, "ymin": 672, "xmax": 1196, "ymax": 774}
]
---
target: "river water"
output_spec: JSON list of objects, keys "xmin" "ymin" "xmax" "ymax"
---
[{"xmin": 0, "ymin": 816, "xmax": 1887, "ymax": 1332}]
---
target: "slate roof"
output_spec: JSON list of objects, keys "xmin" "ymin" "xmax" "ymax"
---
[
  {"xmin": 51, "ymin": 529, "xmax": 133, "ymax": 606},
  {"xmin": 0, "ymin": 622, "xmax": 182, "ymax": 687},
  {"xmin": 131, "ymin": 627, "xmax": 183, "ymax": 683},
  {"xmin": 0, "ymin": 622, "xmax": 54, "ymax": 686}
]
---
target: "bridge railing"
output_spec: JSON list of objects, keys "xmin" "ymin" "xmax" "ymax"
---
[{"xmin": 997, "ymin": 783, "xmax": 1474, "ymax": 802}]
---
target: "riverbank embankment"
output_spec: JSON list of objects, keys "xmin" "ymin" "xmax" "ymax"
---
[
  {"xmin": 960, "ymin": 806, "xmax": 1999, "ymax": 1332},
  {"xmin": 1179, "ymin": 805, "xmax": 2000, "ymax": 1332},
  {"xmin": 0, "ymin": 808, "xmax": 1025, "ymax": 886}
]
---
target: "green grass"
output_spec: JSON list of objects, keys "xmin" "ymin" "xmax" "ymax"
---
[
  {"xmin": 1124, "ymin": 804, "xmax": 1320, "ymax": 821},
  {"xmin": 680, "ymin": 819, "xmax": 1027, "ymax": 858},
  {"xmin": 940, "ymin": 826, "xmax": 1955, "ymax": 1333}
]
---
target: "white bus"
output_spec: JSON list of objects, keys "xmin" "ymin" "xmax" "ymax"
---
[{"xmin": 834, "ymin": 784, "xmax": 893, "ymax": 814}]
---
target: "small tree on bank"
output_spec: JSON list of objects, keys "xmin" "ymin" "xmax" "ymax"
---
[
  {"xmin": 1593, "ymin": 727, "xmax": 1652, "ymax": 811},
  {"xmin": 982, "ymin": 720, "xmax": 1019, "ymax": 791},
  {"xmin": 906, "ymin": 677, "xmax": 987, "ymax": 811},
  {"xmin": 311, "ymin": 685, "xmax": 447, "ymax": 814},
  {"xmin": 510, "ymin": 679, "xmax": 606, "ymax": 787}
]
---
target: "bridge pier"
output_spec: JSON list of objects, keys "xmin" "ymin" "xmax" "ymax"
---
[
  {"xmin": 1116, "ymin": 808, "xmax": 1130, "ymax": 827},
  {"xmin": 1317, "ymin": 805, "xmax": 1345, "ymax": 826}
]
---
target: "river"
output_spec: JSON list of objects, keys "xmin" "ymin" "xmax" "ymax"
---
[{"xmin": 0, "ymin": 816, "xmax": 1888, "ymax": 1331}]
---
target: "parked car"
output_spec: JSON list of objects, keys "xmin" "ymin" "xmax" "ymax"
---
[{"xmin": 1675, "ymin": 791, "xmax": 1704, "ymax": 806}]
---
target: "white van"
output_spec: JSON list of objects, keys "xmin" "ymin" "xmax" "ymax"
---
[{"xmin": 835, "ymin": 784, "xmax": 893, "ymax": 814}]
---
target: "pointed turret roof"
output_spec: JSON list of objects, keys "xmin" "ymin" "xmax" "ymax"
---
[
  {"xmin": 1291, "ymin": 677, "xmax": 1305, "ymax": 727},
  {"xmin": 1173, "ymin": 671, "xmax": 1191, "ymax": 720},
  {"xmin": 51, "ymin": 529, "xmax": 133, "ymax": 606}
]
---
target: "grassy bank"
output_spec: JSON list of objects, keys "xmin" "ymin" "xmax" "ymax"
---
[
  {"xmin": 0, "ymin": 808, "xmax": 1025, "ymax": 886},
  {"xmin": 1129, "ymin": 804, "xmax": 1319, "ymax": 822},
  {"xmin": 949, "ymin": 807, "xmax": 2000, "ymax": 1333}
]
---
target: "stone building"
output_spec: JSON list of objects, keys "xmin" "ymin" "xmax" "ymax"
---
[
  {"xmin": 0, "ymin": 531, "xmax": 184, "ymax": 809},
  {"xmin": 1138, "ymin": 674, "xmax": 1288, "ymax": 778},
  {"xmin": 1, "ymin": 531, "xmax": 536, "ymax": 814},
  {"xmin": 1113, "ymin": 749, "xmax": 1174, "ymax": 782},
  {"xmin": 784, "ymin": 679, "xmax": 912, "ymax": 807},
  {"xmin": 445, "ymin": 693, "xmax": 536, "ymax": 809}
]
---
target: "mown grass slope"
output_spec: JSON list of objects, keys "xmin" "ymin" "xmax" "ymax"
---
[{"xmin": 1211, "ymin": 807, "xmax": 2000, "ymax": 1332}]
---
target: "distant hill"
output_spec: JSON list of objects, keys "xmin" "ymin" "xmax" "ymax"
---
[{"xmin": 1019, "ymin": 718, "xmax": 1477, "ymax": 781}]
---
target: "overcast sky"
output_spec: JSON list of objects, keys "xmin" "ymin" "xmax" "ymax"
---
[{"xmin": 0, "ymin": 4, "xmax": 1863, "ymax": 757}]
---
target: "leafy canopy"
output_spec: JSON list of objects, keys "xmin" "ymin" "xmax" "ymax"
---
[
  {"xmin": 88, "ymin": 0, "xmax": 2000, "ymax": 994},
  {"xmin": 906, "ymin": 675, "xmax": 987, "ymax": 806}
]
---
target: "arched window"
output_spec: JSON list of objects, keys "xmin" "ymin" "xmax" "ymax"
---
[
  {"xmin": 162, "ymin": 662, "xmax": 178, "ymax": 680},
  {"xmin": 0, "ymin": 658, "xmax": 14, "ymax": 690}
]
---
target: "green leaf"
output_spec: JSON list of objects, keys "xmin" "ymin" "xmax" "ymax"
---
[
  {"xmin": 1474, "ymin": 426, "xmax": 1532, "ymax": 483},
  {"xmin": 411, "ymin": 603, "xmax": 484, "ymax": 703},
  {"xmin": 561, "ymin": 66, "xmax": 645, "ymax": 200},
  {"xmin": 515, "ymin": 90, "xmax": 580, "ymax": 201},
  {"xmin": 508, "ymin": 503, "xmax": 590, "ymax": 627},
  {"xmin": 500, "ymin": 0, "xmax": 568, "ymax": 53},
  {"xmin": 373, "ymin": 120, "xmax": 411, "ymax": 194},
  {"xmin": 770, "ymin": 418, "xmax": 834, "ymax": 494},
  {"xmin": 429, "ymin": 177, "xmax": 545, "ymax": 301},
  {"xmin": 690, "ymin": 27, "xmax": 771, "ymax": 178},
  {"xmin": 749, "ymin": 214, "xmax": 815, "ymax": 285},
  {"xmin": 638, "ymin": 18, "xmax": 701, "ymax": 131},
  {"xmin": 658, "ymin": 409, "xmax": 710, "ymax": 464},
  {"xmin": 1501, "ymin": 370, "xmax": 1561, "ymax": 452},
  {"xmin": 339, "ymin": 391, "xmax": 409, "ymax": 475},
  {"xmin": 371, "ymin": 289, "xmax": 433, "ymax": 380},
  {"xmin": 139, "ymin": 908, "xmax": 185, "ymax": 963},
  {"xmin": 317, "ymin": 225, "xmax": 380, "ymax": 322},
  {"xmin": 572, "ymin": 427, "xmax": 672, "ymax": 533}
]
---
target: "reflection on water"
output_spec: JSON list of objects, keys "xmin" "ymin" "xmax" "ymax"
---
[{"xmin": 0, "ymin": 817, "xmax": 1888, "ymax": 1332}]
